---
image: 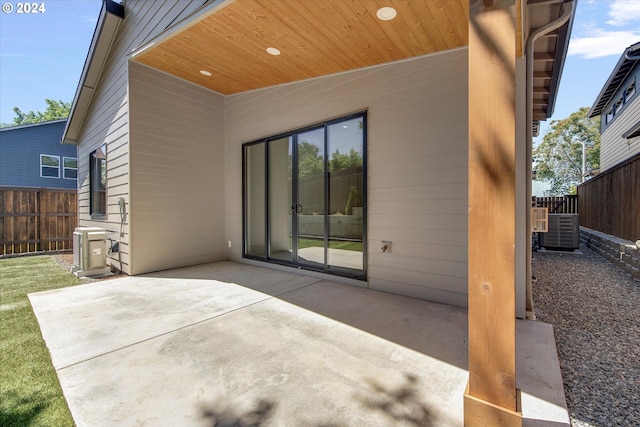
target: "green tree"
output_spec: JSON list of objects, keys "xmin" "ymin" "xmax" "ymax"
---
[
  {"xmin": 297, "ymin": 141, "xmax": 324, "ymax": 177},
  {"xmin": 1, "ymin": 99, "xmax": 71, "ymax": 127},
  {"xmin": 329, "ymin": 148, "xmax": 363, "ymax": 171},
  {"xmin": 533, "ymin": 107, "xmax": 600, "ymax": 195}
]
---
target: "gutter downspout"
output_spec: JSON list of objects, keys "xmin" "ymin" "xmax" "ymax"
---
[{"xmin": 525, "ymin": 0, "xmax": 574, "ymax": 318}]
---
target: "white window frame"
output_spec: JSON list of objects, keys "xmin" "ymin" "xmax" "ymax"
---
[
  {"xmin": 624, "ymin": 79, "xmax": 636, "ymax": 103},
  {"xmin": 40, "ymin": 154, "xmax": 60, "ymax": 178},
  {"xmin": 63, "ymin": 156, "xmax": 78, "ymax": 180}
]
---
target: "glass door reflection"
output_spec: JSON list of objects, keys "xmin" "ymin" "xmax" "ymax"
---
[{"xmin": 295, "ymin": 128, "xmax": 326, "ymax": 269}]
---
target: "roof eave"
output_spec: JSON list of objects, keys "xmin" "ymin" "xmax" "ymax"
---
[
  {"xmin": 0, "ymin": 118, "xmax": 67, "ymax": 133},
  {"xmin": 588, "ymin": 41, "xmax": 640, "ymax": 118},
  {"xmin": 545, "ymin": 0, "xmax": 577, "ymax": 119},
  {"xmin": 61, "ymin": 0, "xmax": 124, "ymax": 145}
]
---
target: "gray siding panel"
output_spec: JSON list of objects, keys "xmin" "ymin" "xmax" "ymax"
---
[
  {"xmin": 601, "ymin": 94, "xmax": 640, "ymax": 171},
  {"xmin": 0, "ymin": 121, "xmax": 77, "ymax": 189},
  {"xmin": 75, "ymin": 0, "xmax": 211, "ymax": 273},
  {"xmin": 128, "ymin": 61, "xmax": 225, "ymax": 275},
  {"xmin": 600, "ymin": 66, "xmax": 640, "ymax": 171},
  {"xmin": 225, "ymin": 49, "xmax": 469, "ymax": 307}
]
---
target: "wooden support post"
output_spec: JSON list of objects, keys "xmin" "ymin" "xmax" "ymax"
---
[{"xmin": 465, "ymin": 0, "xmax": 522, "ymax": 425}]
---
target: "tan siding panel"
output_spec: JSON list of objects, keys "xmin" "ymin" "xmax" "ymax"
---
[
  {"xmin": 128, "ymin": 61, "xmax": 225, "ymax": 275},
  {"xmin": 75, "ymin": 0, "xmax": 213, "ymax": 273},
  {"xmin": 225, "ymin": 49, "xmax": 469, "ymax": 306}
]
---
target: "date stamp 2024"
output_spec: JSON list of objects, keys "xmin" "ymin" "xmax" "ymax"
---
[{"xmin": 2, "ymin": 2, "xmax": 46, "ymax": 14}]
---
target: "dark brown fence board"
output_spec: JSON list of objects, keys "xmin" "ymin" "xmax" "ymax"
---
[
  {"xmin": 577, "ymin": 153, "xmax": 640, "ymax": 242},
  {"xmin": 0, "ymin": 187, "xmax": 77, "ymax": 255},
  {"xmin": 532, "ymin": 195, "xmax": 578, "ymax": 214}
]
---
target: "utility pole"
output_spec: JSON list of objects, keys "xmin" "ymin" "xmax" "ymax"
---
[{"xmin": 578, "ymin": 140, "xmax": 586, "ymax": 183}]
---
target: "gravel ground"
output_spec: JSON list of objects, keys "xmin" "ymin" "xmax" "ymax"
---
[
  {"xmin": 532, "ymin": 245, "xmax": 640, "ymax": 427},
  {"xmin": 50, "ymin": 253, "xmax": 126, "ymax": 282}
]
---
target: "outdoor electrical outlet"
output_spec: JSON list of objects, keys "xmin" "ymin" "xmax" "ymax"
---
[
  {"xmin": 228, "ymin": 240, "xmax": 232, "ymax": 248},
  {"xmin": 381, "ymin": 241, "xmax": 392, "ymax": 253}
]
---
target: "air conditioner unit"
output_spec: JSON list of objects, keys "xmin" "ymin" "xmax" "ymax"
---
[
  {"xmin": 72, "ymin": 227, "xmax": 111, "ymax": 277},
  {"xmin": 539, "ymin": 214, "xmax": 580, "ymax": 250}
]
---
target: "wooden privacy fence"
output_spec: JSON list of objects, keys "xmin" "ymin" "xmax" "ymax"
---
[
  {"xmin": 297, "ymin": 166, "xmax": 363, "ymax": 215},
  {"xmin": 0, "ymin": 187, "xmax": 77, "ymax": 256},
  {"xmin": 577, "ymin": 153, "xmax": 640, "ymax": 242},
  {"xmin": 532, "ymin": 195, "xmax": 578, "ymax": 214}
]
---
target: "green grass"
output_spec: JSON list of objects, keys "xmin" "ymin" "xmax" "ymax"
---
[
  {"xmin": 0, "ymin": 255, "xmax": 81, "ymax": 427},
  {"xmin": 297, "ymin": 237, "xmax": 363, "ymax": 252}
]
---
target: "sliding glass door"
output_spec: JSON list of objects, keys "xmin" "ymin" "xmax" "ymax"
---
[{"xmin": 243, "ymin": 112, "xmax": 366, "ymax": 279}]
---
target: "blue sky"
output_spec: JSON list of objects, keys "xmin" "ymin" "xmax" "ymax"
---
[
  {"xmin": 0, "ymin": 0, "xmax": 102, "ymax": 124},
  {"xmin": 1, "ymin": 0, "xmax": 639, "ymax": 126}
]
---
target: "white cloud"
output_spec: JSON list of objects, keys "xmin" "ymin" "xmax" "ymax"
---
[
  {"xmin": 568, "ymin": 30, "xmax": 640, "ymax": 58},
  {"xmin": 606, "ymin": 0, "xmax": 640, "ymax": 26}
]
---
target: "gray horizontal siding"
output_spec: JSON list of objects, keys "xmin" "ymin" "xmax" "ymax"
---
[
  {"xmin": 75, "ymin": 0, "xmax": 212, "ymax": 273},
  {"xmin": 225, "ymin": 49, "xmax": 469, "ymax": 307},
  {"xmin": 0, "ymin": 121, "xmax": 77, "ymax": 189},
  {"xmin": 601, "ymin": 92, "xmax": 640, "ymax": 171},
  {"xmin": 128, "ymin": 61, "xmax": 225, "ymax": 275}
]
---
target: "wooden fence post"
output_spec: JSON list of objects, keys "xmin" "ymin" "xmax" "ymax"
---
[{"xmin": 38, "ymin": 188, "xmax": 47, "ymax": 251}]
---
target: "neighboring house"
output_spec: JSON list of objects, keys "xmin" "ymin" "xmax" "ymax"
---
[
  {"xmin": 0, "ymin": 119, "xmax": 77, "ymax": 189},
  {"xmin": 578, "ymin": 42, "xmax": 640, "ymax": 272},
  {"xmin": 589, "ymin": 41, "xmax": 640, "ymax": 172},
  {"xmin": 62, "ymin": 0, "xmax": 575, "ymax": 422}
]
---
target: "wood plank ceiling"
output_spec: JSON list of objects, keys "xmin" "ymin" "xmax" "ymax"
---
[
  {"xmin": 132, "ymin": 0, "xmax": 568, "ymax": 122},
  {"xmin": 133, "ymin": 0, "xmax": 468, "ymax": 95}
]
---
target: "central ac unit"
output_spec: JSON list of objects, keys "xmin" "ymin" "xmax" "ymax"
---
[
  {"xmin": 539, "ymin": 214, "xmax": 580, "ymax": 250},
  {"xmin": 72, "ymin": 227, "xmax": 111, "ymax": 277}
]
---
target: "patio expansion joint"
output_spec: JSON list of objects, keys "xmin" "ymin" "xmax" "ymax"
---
[{"xmin": 56, "ymin": 278, "xmax": 325, "ymax": 371}]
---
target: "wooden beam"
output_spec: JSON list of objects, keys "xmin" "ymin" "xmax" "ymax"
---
[{"xmin": 466, "ymin": 0, "xmax": 522, "ymax": 425}]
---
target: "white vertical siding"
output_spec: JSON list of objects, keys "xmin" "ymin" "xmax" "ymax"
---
[
  {"xmin": 128, "ymin": 62, "xmax": 225, "ymax": 275},
  {"xmin": 75, "ymin": 0, "xmax": 216, "ymax": 273},
  {"xmin": 225, "ymin": 49, "xmax": 469, "ymax": 307}
]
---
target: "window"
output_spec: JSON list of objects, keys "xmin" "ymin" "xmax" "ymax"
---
[
  {"xmin": 625, "ymin": 80, "xmax": 636, "ymax": 102},
  {"xmin": 40, "ymin": 154, "xmax": 60, "ymax": 178},
  {"xmin": 613, "ymin": 97, "xmax": 623, "ymax": 114},
  {"xmin": 605, "ymin": 109, "xmax": 614, "ymax": 125},
  {"xmin": 90, "ymin": 145, "xmax": 106, "ymax": 216},
  {"xmin": 243, "ymin": 112, "xmax": 366, "ymax": 280},
  {"xmin": 604, "ymin": 79, "xmax": 637, "ymax": 129},
  {"xmin": 63, "ymin": 157, "xmax": 77, "ymax": 179}
]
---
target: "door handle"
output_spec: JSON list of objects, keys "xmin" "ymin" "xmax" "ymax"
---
[{"xmin": 292, "ymin": 204, "xmax": 303, "ymax": 214}]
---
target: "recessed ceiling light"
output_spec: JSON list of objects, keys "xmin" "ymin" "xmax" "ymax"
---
[
  {"xmin": 266, "ymin": 47, "xmax": 281, "ymax": 56},
  {"xmin": 199, "ymin": 70, "xmax": 212, "ymax": 77},
  {"xmin": 376, "ymin": 6, "xmax": 397, "ymax": 21}
]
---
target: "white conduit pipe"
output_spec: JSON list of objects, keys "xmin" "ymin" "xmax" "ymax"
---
[{"xmin": 525, "ymin": 1, "xmax": 574, "ymax": 315}]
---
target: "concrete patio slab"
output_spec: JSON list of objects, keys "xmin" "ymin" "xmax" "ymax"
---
[{"xmin": 29, "ymin": 261, "xmax": 569, "ymax": 426}]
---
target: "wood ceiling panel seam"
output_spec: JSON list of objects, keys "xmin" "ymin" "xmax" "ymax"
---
[
  {"xmin": 431, "ymin": 0, "xmax": 465, "ymax": 50},
  {"xmin": 137, "ymin": 34, "xmax": 262, "ymax": 94},
  {"xmin": 371, "ymin": 0, "xmax": 436, "ymax": 56},
  {"xmin": 294, "ymin": 0, "xmax": 376, "ymax": 70},
  {"xmin": 405, "ymin": 1, "xmax": 450, "ymax": 52},
  {"xmin": 348, "ymin": 0, "xmax": 423, "ymax": 59},
  {"xmin": 212, "ymin": 2, "xmax": 322, "ymax": 79},
  {"xmin": 329, "ymin": 0, "xmax": 401, "ymax": 65},
  {"xmin": 254, "ymin": 0, "xmax": 358, "ymax": 73},
  {"xmin": 441, "ymin": 0, "xmax": 469, "ymax": 45},
  {"xmin": 140, "ymin": 36, "xmax": 271, "ymax": 95},
  {"xmin": 133, "ymin": 0, "xmax": 475, "ymax": 95}
]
